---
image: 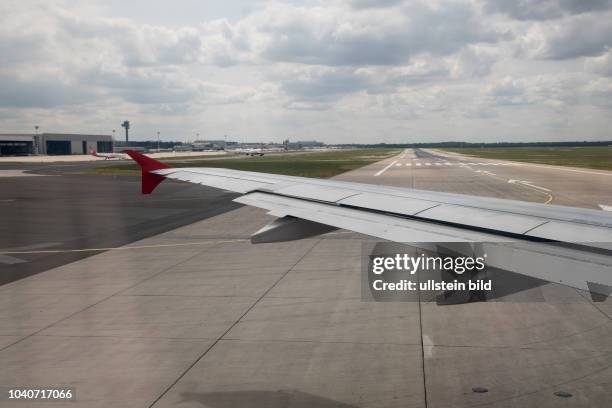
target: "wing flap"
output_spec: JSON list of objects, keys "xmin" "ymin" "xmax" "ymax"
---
[
  {"xmin": 526, "ymin": 221, "xmax": 612, "ymax": 250},
  {"xmin": 234, "ymin": 192, "xmax": 506, "ymax": 243},
  {"xmin": 338, "ymin": 192, "xmax": 440, "ymax": 215},
  {"xmin": 269, "ymin": 184, "xmax": 359, "ymax": 202},
  {"xmin": 416, "ymin": 204, "xmax": 550, "ymax": 235}
]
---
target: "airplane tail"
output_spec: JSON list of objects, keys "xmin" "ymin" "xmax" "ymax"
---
[{"xmin": 125, "ymin": 150, "xmax": 170, "ymax": 194}]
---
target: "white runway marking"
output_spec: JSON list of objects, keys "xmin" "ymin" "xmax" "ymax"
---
[
  {"xmin": 507, "ymin": 179, "xmax": 553, "ymax": 204},
  {"xmin": 395, "ymin": 163, "xmax": 402, "ymax": 166},
  {"xmin": 508, "ymin": 179, "xmax": 551, "ymax": 192},
  {"xmin": 405, "ymin": 163, "xmax": 412, "ymax": 166},
  {"xmin": 374, "ymin": 160, "xmax": 398, "ymax": 176},
  {"xmin": 599, "ymin": 204, "xmax": 612, "ymax": 211},
  {"xmin": 0, "ymin": 239, "xmax": 249, "ymax": 255},
  {"xmin": 425, "ymin": 163, "xmax": 432, "ymax": 166},
  {"xmin": 500, "ymin": 161, "xmax": 612, "ymax": 175},
  {"xmin": 416, "ymin": 163, "xmax": 422, "ymax": 166},
  {"xmin": 0, "ymin": 170, "xmax": 48, "ymax": 177},
  {"xmin": 422, "ymin": 335, "xmax": 434, "ymax": 358},
  {"xmin": 0, "ymin": 255, "xmax": 26, "ymax": 264},
  {"xmin": 520, "ymin": 181, "xmax": 551, "ymax": 192}
]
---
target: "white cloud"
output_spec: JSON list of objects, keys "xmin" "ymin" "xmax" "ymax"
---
[
  {"xmin": 585, "ymin": 50, "xmax": 612, "ymax": 76},
  {"xmin": 0, "ymin": 0, "xmax": 610, "ymax": 142},
  {"xmin": 517, "ymin": 11, "xmax": 612, "ymax": 60},
  {"xmin": 201, "ymin": 1, "xmax": 506, "ymax": 67},
  {"xmin": 483, "ymin": 0, "xmax": 612, "ymax": 21}
]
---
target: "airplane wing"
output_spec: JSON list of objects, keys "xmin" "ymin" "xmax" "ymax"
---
[{"xmin": 126, "ymin": 150, "xmax": 612, "ymax": 300}]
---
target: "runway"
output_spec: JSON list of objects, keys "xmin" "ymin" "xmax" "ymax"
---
[
  {"xmin": 0, "ymin": 149, "xmax": 611, "ymax": 407},
  {"xmin": 337, "ymin": 148, "xmax": 612, "ymax": 210}
]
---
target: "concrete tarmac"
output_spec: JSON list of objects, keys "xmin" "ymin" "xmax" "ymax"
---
[
  {"xmin": 0, "ymin": 173, "xmax": 241, "ymax": 285},
  {"xmin": 0, "ymin": 149, "xmax": 610, "ymax": 407}
]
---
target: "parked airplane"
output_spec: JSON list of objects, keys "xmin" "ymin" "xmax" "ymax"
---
[
  {"xmin": 238, "ymin": 148, "xmax": 265, "ymax": 156},
  {"xmin": 90, "ymin": 148, "xmax": 125, "ymax": 160},
  {"xmin": 125, "ymin": 150, "xmax": 612, "ymax": 302}
]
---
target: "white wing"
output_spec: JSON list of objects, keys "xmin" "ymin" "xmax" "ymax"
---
[{"xmin": 152, "ymin": 166, "xmax": 612, "ymax": 299}]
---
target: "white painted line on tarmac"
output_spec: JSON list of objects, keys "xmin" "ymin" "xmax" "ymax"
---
[
  {"xmin": 0, "ymin": 239, "xmax": 249, "ymax": 255},
  {"xmin": 508, "ymin": 180, "xmax": 554, "ymax": 204},
  {"xmin": 396, "ymin": 163, "xmax": 402, "ymax": 166},
  {"xmin": 425, "ymin": 162, "xmax": 432, "ymax": 166},
  {"xmin": 405, "ymin": 163, "xmax": 412, "ymax": 166},
  {"xmin": 521, "ymin": 181, "xmax": 551, "ymax": 192},
  {"xmin": 508, "ymin": 179, "xmax": 551, "ymax": 192},
  {"xmin": 375, "ymin": 160, "xmax": 398, "ymax": 176},
  {"xmin": 416, "ymin": 163, "xmax": 422, "ymax": 166},
  {"xmin": 0, "ymin": 255, "xmax": 26, "ymax": 264},
  {"xmin": 0, "ymin": 170, "xmax": 48, "ymax": 177},
  {"xmin": 507, "ymin": 162, "xmax": 612, "ymax": 176},
  {"xmin": 423, "ymin": 335, "xmax": 434, "ymax": 358},
  {"xmin": 599, "ymin": 204, "xmax": 612, "ymax": 211}
]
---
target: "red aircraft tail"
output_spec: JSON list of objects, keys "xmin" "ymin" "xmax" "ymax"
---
[{"xmin": 125, "ymin": 150, "xmax": 170, "ymax": 194}]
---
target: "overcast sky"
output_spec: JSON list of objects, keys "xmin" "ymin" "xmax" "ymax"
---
[{"xmin": 1, "ymin": 0, "xmax": 611, "ymax": 143}]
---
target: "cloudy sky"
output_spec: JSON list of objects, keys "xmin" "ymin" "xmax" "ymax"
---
[{"xmin": 1, "ymin": 0, "xmax": 611, "ymax": 143}]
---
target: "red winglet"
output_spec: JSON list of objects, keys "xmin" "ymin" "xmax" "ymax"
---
[{"xmin": 125, "ymin": 150, "xmax": 170, "ymax": 194}]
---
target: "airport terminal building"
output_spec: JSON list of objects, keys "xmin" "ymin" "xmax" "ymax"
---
[{"xmin": 0, "ymin": 133, "xmax": 113, "ymax": 156}]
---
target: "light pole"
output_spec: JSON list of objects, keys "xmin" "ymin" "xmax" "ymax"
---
[
  {"xmin": 157, "ymin": 131, "xmax": 160, "ymax": 152},
  {"xmin": 34, "ymin": 125, "xmax": 39, "ymax": 155}
]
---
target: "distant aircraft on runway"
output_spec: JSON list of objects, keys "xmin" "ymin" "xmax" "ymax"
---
[
  {"xmin": 237, "ymin": 148, "xmax": 265, "ymax": 156},
  {"xmin": 124, "ymin": 150, "xmax": 612, "ymax": 303},
  {"xmin": 90, "ymin": 149, "xmax": 125, "ymax": 160}
]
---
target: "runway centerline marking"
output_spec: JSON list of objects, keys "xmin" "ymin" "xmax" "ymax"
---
[
  {"xmin": 374, "ymin": 160, "xmax": 398, "ymax": 176},
  {"xmin": 599, "ymin": 204, "xmax": 612, "ymax": 211}
]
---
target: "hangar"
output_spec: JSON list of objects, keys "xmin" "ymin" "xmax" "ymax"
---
[{"xmin": 0, "ymin": 133, "xmax": 113, "ymax": 156}]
